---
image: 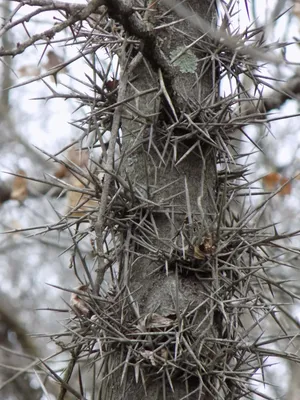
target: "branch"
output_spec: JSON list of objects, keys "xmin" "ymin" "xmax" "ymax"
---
[
  {"xmin": 103, "ymin": 0, "xmax": 172, "ymax": 75},
  {"xmin": 238, "ymin": 71, "xmax": 300, "ymax": 117},
  {"xmin": 264, "ymin": 72, "xmax": 300, "ymax": 111},
  {"xmin": 94, "ymin": 43, "xmax": 130, "ymax": 294},
  {"xmin": 10, "ymin": 0, "xmax": 85, "ymax": 11},
  {"xmin": 0, "ymin": 0, "xmax": 105, "ymax": 57}
]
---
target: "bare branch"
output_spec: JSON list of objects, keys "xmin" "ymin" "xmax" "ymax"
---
[{"xmin": 0, "ymin": 0, "xmax": 105, "ymax": 56}]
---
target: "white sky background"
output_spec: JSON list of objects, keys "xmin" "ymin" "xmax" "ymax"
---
[{"xmin": 1, "ymin": 0, "xmax": 300, "ymax": 397}]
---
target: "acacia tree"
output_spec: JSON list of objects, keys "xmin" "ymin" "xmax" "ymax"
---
[{"xmin": 2, "ymin": 0, "xmax": 300, "ymax": 399}]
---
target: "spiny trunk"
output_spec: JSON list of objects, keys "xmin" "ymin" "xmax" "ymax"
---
[{"xmin": 99, "ymin": 1, "xmax": 219, "ymax": 398}]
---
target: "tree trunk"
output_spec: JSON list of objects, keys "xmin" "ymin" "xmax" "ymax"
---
[{"xmin": 98, "ymin": 1, "xmax": 221, "ymax": 399}]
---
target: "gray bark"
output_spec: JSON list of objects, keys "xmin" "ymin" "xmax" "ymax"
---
[{"xmin": 99, "ymin": 1, "xmax": 219, "ymax": 398}]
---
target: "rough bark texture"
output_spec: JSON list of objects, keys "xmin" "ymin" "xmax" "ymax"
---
[{"xmin": 99, "ymin": 1, "xmax": 219, "ymax": 399}]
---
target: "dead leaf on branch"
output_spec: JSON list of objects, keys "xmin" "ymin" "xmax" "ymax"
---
[
  {"xmin": 194, "ymin": 233, "xmax": 216, "ymax": 260},
  {"xmin": 44, "ymin": 50, "xmax": 64, "ymax": 70},
  {"xmin": 294, "ymin": 0, "xmax": 300, "ymax": 21},
  {"xmin": 262, "ymin": 172, "xmax": 292, "ymax": 196},
  {"xmin": 54, "ymin": 147, "xmax": 89, "ymax": 180},
  {"xmin": 66, "ymin": 178, "xmax": 98, "ymax": 217},
  {"xmin": 278, "ymin": 177, "xmax": 292, "ymax": 196},
  {"xmin": 18, "ymin": 65, "xmax": 41, "ymax": 77},
  {"xmin": 139, "ymin": 350, "xmax": 157, "ymax": 366},
  {"xmin": 10, "ymin": 169, "xmax": 28, "ymax": 202},
  {"xmin": 57, "ymin": 146, "xmax": 100, "ymax": 216},
  {"xmin": 143, "ymin": 313, "xmax": 175, "ymax": 329},
  {"xmin": 43, "ymin": 50, "xmax": 68, "ymax": 82},
  {"xmin": 70, "ymin": 285, "xmax": 92, "ymax": 317},
  {"xmin": 18, "ymin": 50, "xmax": 67, "ymax": 79}
]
